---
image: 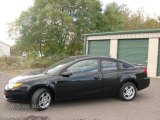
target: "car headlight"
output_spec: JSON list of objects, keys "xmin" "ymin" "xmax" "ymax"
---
[{"xmin": 5, "ymin": 82, "xmax": 23, "ymax": 90}]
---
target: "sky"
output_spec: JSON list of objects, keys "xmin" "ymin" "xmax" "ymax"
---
[
  {"xmin": 0, "ymin": 0, "xmax": 33, "ymax": 45},
  {"xmin": 0, "ymin": 0, "xmax": 160, "ymax": 45},
  {"xmin": 100, "ymin": 0, "xmax": 160, "ymax": 17}
]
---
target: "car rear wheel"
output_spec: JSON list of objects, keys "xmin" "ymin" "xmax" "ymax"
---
[
  {"xmin": 119, "ymin": 82, "xmax": 137, "ymax": 101},
  {"xmin": 31, "ymin": 88, "xmax": 52, "ymax": 110}
]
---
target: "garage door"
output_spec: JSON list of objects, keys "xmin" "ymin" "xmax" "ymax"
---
[
  {"xmin": 118, "ymin": 39, "xmax": 149, "ymax": 66},
  {"xmin": 157, "ymin": 40, "xmax": 160, "ymax": 76},
  {"xmin": 88, "ymin": 40, "xmax": 110, "ymax": 56}
]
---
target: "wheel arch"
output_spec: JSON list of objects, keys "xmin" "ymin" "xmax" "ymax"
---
[
  {"xmin": 28, "ymin": 84, "xmax": 55, "ymax": 101},
  {"xmin": 120, "ymin": 78, "xmax": 139, "ymax": 90}
]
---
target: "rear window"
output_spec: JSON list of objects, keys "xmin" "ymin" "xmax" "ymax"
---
[
  {"xmin": 101, "ymin": 60, "xmax": 118, "ymax": 71},
  {"xmin": 119, "ymin": 62, "xmax": 133, "ymax": 69}
]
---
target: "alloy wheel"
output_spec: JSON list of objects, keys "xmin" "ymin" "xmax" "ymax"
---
[
  {"xmin": 123, "ymin": 85, "xmax": 135, "ymax": 100},
  {"xmin": 38, "ymin": 92, "xmax": 51, "ymax": 109}
]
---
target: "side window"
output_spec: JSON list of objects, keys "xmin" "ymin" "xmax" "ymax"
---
[
  {"xmin": 120, "ymin": 62, "xmax": 133, "ymax": 69},
  {"xmin": 101, "ymin": 60, "xmax": 117, "ymax": 71},
  {"xmin": 66, "ymin": 59, "xmax": 98, "ymax": 74}
]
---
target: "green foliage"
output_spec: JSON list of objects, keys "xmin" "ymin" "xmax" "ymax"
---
[
  {"xmin": 103, "ymin": 2, "xmax": 125, "ymax": 31},
  {"xmin": 9, "ymin": 0, "xmax": 102, "ymax": 57},
  {"xmin": 143, "ymin": 17, "xmax": 160, "ymax": 29}
]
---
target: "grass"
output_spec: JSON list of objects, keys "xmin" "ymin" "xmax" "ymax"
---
[
  {"xmin": 0, "ymin": 55, "xmax": 70, "ymax": 76},
  {"xmin": 0, "ymin": 55, "xmax": 68, "ymax": 71}
]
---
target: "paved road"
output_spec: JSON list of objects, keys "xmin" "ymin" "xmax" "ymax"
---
[{"xmin": 0, "ymin": 71, "xmax": 160, "ymax": 120}]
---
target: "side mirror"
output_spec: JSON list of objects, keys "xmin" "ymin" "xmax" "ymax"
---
[{"xmin": 61, "ymin": 71, "xmax": 72, "ymax": 77}]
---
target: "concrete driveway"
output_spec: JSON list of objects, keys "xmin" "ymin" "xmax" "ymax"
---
[{"xmin": 0, "ymin": 71, "xmax": 160, "ymax": 120}]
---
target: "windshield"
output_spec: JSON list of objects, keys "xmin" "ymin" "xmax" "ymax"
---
[{"xmin": 43, "ymin": 57, "xmax": 75, "ymax": 75}]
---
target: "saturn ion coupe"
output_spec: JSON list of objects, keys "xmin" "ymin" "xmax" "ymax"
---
[{"xmin": 4, "ymin": 56, "xmax": 150, "ymax": 110}]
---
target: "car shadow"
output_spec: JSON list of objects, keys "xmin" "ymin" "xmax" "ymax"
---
[
  {"xmin": 0, "ymin": 115, "xmax": 49, "ymax": 120},
  {"xmin": 5, "ymin": 96, "xmax": 115, "ymax": 110},
  {"xmin": 53, "ymin": 96, "xmax": 115, "ymax": 105},
  {"xmin": 5, "ymin": 93, "xmax": 149, "ymax": 111}
]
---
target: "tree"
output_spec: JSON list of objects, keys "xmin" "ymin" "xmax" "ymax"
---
[
  {"xmin": 143, "ymin": 17, "xmax": 160, "ymax": 29},
  {"xmin": 9, "ymin": 0, "xmax": 103, "ymax": 56},
  {"xmin": 103, "ymin": 2, "xmax": 126, "ymax": 31}
]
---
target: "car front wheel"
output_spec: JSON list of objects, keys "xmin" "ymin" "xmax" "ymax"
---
[
  {"xmin": 31, "ymin": 88, "xmax": 52, "ymax": 110},
  {"xmin": 119, "ymin": 82, "xmax": 137, "ymax": 101}
]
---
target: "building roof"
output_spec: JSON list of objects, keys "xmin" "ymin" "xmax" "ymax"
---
[
  {"xmin": 83, "ymin": 29, "xmax": 160, "ymax": 36},
  {"xmin": 0, "ymin": 41, "xmax": 10, "ymax": 46}
]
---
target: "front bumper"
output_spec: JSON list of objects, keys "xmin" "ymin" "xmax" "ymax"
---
[
  {"xmin": 137, "ymin": 77, "xmax": 150, "ymax": 90},
  {"xmin": 4, "ymin": 87, "xmax": 29, "ymax": 102}
]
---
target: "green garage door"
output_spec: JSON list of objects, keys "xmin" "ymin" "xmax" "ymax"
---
[
  {"xmin": 157, "ymin": 40, "xmax": 160, "ymax": 76},
  {"xmin": 118, "ymin": 39, "xmax": 149, "ymax": 66},
  {"xmin": 88, "ymin": 40, "xmax": 110, "ymax": 56}
]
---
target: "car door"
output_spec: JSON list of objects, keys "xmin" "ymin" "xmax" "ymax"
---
[
  {"xmin": 56, "ymin": 59, "xmax": 103, "ymax": 99},
  {"xmin": 100, "ymin": 59, "xmax": 119, "ymax": 95}
]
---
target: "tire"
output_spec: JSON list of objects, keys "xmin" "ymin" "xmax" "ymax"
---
[
  {"xmin": 119, "ymin": 82, "xmax": 137, "ymax": 101},
  {"xmin": 31, "ymin": 88, "xmax": 52, "ymax": 111}
]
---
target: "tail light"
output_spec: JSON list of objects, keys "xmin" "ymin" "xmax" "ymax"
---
[{"xmin": 143, "ymin": 67, "xmax": 147, "ymax": 75}]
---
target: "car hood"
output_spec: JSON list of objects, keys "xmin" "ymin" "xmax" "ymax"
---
[{"xmin": 8, "ymin": 69, "xmax": 54, "ymax": 83}]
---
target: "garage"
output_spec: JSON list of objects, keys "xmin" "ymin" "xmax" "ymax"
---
[
  {"xmin": 84, "ymin": 29, "xmax": 160, "ymax": 77},
  {"xmin": 157, "ymin": 40, "xmax": 160, "ymax": 76},
  {"xmin": 118, "ymin": 39, "xmax": 149, "ymax": 66},
  {"xmin": 88, "ymin": 40, "xmax": 110, "ymax": 56}
]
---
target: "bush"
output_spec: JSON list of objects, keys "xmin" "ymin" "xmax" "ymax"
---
[
  {"xmin": 0, "ymin": 56, "xmax": 21, "ymax": 70},
  {"xmin": 0, "ymin": 55, "xmax": 68, "ymax": 70},
  {"xmin": 24, "ymin": 57, "xmax": 53, "ymax": 68}
]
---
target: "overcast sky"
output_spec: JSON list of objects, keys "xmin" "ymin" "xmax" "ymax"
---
[
  {"xmin": 0, "ymin": 0, "xmax": 160, "ymax": 45},
  {"xmin": 100, "ymin": 0, "xmax": 160, "ymax": 17},
  {"xmin": 0, "ymin": 0, "xmax": 33, "ymax": 45}
]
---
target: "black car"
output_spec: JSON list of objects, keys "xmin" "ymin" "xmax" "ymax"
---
[{"xmin": 4, "ymin": 56, "xmax": 150, "ymax": 110}]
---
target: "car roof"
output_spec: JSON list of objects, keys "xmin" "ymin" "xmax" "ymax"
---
[
  {"xmin": 69, "ymin": 55, "xmax": 134, "ymax": 66},
  {"xmin": 69, "ymin": 55, "xmax": 118, "ymax": 61}
]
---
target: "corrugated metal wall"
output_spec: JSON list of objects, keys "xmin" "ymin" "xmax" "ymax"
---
[
  {"xmin": 118, "ymin": 39, "xmax": 149, "ymax": 66},
  {"xmin": 88, "ymin": 40, "xmax": 110, "ymax": 56}
]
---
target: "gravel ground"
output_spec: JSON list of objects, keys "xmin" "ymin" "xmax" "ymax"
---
[{"xmin": 0, "ymin": 71, "xmax": 160, "ymax": 120}]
